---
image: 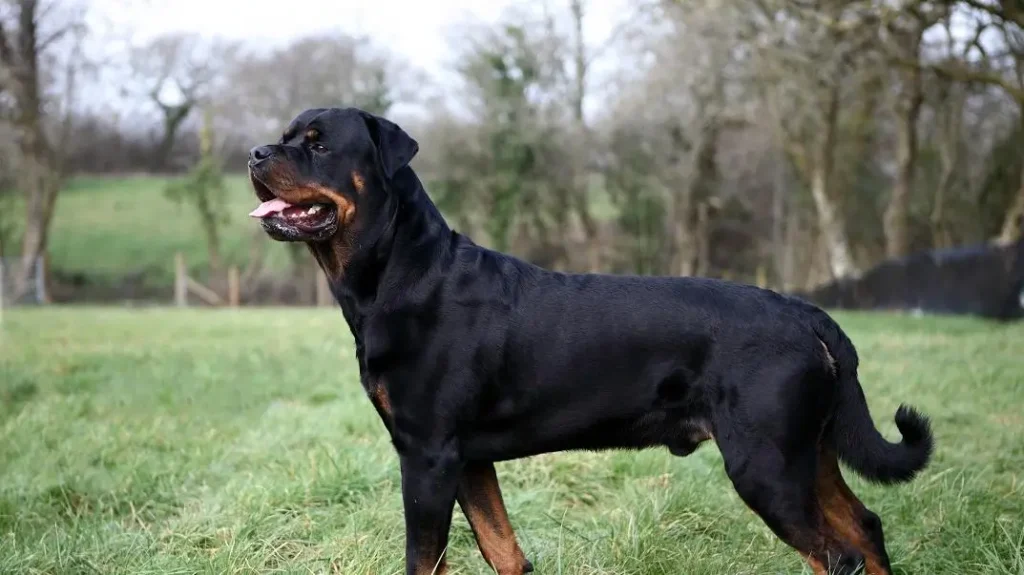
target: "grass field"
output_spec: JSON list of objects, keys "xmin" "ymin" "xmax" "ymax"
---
[
  {"xmin": 44, "ymin": 175, "xmax": 294, "ymax": 289},
  {"xmin": 1, "ymin": 309, "xmax": 1023, "ymax": 574},
  {"xmin": 26, "ymin": 173, "xmax": 615, "ymax": 295}
]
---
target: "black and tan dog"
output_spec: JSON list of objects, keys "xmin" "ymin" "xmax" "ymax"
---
[{"xmin": 247, "ymin": 107, "xmax": 934, "ymax": 575}]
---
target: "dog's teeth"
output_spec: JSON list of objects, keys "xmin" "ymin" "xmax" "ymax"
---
[{"xmin": 308, "ymin": 205, "xmax": 321, "ymax": 214}]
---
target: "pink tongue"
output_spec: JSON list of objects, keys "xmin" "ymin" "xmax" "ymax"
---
[{"xmin": 249, "ymin": 198, "xmax": 293, "ymax": 218}]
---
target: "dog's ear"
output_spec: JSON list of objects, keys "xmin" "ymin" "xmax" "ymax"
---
[{"xmin": 359, "ymin": 111, "xmax": 419, "ymax": 179}]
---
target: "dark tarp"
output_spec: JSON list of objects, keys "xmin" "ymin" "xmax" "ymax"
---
[{"xmin": 794, "ymin": 239, "xmax": 1024, "ymax": 321}]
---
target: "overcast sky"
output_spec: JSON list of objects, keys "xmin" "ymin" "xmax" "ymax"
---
[{"xmin": 87, "ymin": 0, "xmax": 633, "ymax": 120}]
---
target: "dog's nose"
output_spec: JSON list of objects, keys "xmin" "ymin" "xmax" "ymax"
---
[{"xmin": 249, "ymin": 145, "xmax": 273, "ymax": 164}]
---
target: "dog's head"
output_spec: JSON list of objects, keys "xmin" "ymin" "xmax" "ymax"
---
[{"xmin": 247, "ymin": 107, "xmax": 418, "ymax": 243}]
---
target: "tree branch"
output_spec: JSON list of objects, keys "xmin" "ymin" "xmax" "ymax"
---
[
  {"xmin": 37, "ymin": 23, "xmax": 77, "ymax": 54},
  {"xmin": 901, "ymin": 57, "xmax": 1024, "ymax": 102},
  {"xmin": 0, "ymin": 19, "xmax": 13, "ymax": 67},
  {"xmin": 958, "ymin": 0, "xmax": 1024, "ymax": 28}
]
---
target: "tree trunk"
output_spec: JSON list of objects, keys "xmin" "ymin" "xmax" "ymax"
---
[
  {"xmin": 8, "ymin": 0, "xmax": 62, "ymax": 301},
  {"xmin": 569, "ymin": 0, "xmax": 600, "ymax": 272},
  {"xmin": 694, "ymin": 201, "xmax": 710, "ymax": 277},
  {"xmin": 771, "ymin": 142, "xmax": 798, "ymax": 290},
  {"xmin": 13, "ymin": 145, "xmax": 59, "ymax": 301},
  {"xmin": 205, "ymin": 219, "xmax": 222, "ymax": 275},
  {"xmin": 810, "ymin": 81, "xmax": 859, "ymax": 279},
  {"xmin": 996, "ymin": 113, "xmax": 1024, "ymax": 246},
  {"xmin": 783, "ymin": 209, "xmax": 801, "ymax": 292},
  {"xmin": 239, "ymin": 229, "xmax": 267, "ymax": 291},
  {"xmin": 669, "ymin": 111, "xmax": 720, "ymax": 277},
  {"xmin": 671, "ymin": 213, "xmax": 694, "ymax": 276},
  {"xmin": 570, "ymin": 0, "xmax": 586, "ymax": 127},
  {"xmin": 931, "ymin": 85, "xmax": 964, "ymax": 249},
  {"xmin": 931, "ymin": 160, "xmax": 955, "ymax": 249},
  {"xmin": 154, "ymin": 103, "xmax": 192, "ymax": 171},
  {"xmin": 884, "ymin": 56, "xmax": 923, "ymax": 258},
  {"xmin": 996, "ymin": 165, "xmax": 1024, "ymax": 246}
]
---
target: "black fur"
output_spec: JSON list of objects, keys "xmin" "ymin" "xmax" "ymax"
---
[
  {"xmin": 805, "ymin": 306, "xmax": 934, "ymax": 483},
  {"xmin": 247, "ymin": 108, "xmax": 935, "ymax": 575}
]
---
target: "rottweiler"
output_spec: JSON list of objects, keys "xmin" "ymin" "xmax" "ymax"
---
[{"xmin": 247, "ymin": 107, "xmax": 934, "ymax": 575}]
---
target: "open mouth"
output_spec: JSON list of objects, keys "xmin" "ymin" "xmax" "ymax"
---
[{"xmin": 249, "ymin": 173, "xmax": 339, "ymax": 241}]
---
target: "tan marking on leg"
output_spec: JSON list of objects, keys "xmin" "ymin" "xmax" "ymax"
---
[
  {"xmin": 817, "ymin": 451, "xmax": 891, "ymax": 575},
  {"xmin": 458, "ymin": 463, "xmax": 530, "ymax": 574},
  {"xmin": 806, "ymin": 555, "xmax": 829, "ymax": 575}
]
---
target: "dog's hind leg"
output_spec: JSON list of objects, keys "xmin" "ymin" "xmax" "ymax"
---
[
  {"xmin": 713, "ymin": 360, "xmax": 867, "ymax": 575},
  {"xmin": 457, "ymin": 462, "xmax": 533, "ymax": 575},
  {"xmin": 816, "ymin": 449, "xmax": 893, "ymax": 575},
  {"xmin": 718, "ymin": 435, "xmax": 865, "ymax": 575}
]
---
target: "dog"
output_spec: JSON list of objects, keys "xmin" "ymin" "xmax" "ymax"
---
[{"xmin": 247, "ymin": 107, "xmax": 934, "ymax": 575}]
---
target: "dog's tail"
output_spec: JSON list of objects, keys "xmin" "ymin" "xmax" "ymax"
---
[{"xmin": 811, "ymin": 312, "xmax": 934, "ymax": 484}]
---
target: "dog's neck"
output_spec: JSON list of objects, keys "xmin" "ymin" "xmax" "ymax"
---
[{"xmin": 309, "ymin": 165, "xmax": 453, "ymax": 312}]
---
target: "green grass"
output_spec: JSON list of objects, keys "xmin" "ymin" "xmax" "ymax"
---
[
  {"xmin": 46, "ymin": 175, "xmax": 293, "ymax": 288},
  {"xmin": 1, "ymin": 309, "xmax": 1022, "ymax": 574},
  {"xmin": 37, "ymin": 173, "xmax": 617, "ymax": 294}
]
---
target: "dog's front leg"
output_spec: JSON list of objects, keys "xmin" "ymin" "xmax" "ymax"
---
[{"xmin": 399, "ymin": 439, "xmax": 461, "ymax": 575}]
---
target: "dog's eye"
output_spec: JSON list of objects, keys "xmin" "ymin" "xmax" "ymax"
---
[{"xmin": 310, "ymin": 142, "xmax": 327, "ymax": 153}]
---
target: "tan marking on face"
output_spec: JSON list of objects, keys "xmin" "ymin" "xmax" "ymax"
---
[
  {"xmin": 304, "ymin": 183, "xmax": 355, "ymax": 224},
  {"xmin": 265, "ymin": 171, "xmax": 352, "ymax": 219},
  {"xmin": 262, "ymin": 162, "xmax": 352, "ymax": 215},
  {"xmin": 263, "ymin": 161, "xmax": 360, "ymax": 281},
  {"xmin": 351, "ymin": 170, "xmax": 366, "ymax": 194},
  {"xmin": 305, "ymin": 128, "xmax": 319, "ymax": 140}
]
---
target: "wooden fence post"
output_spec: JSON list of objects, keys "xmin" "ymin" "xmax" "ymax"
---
[
  {"xmin": 175, "ymin": 253, "xmax": 187, "ymax": 307},
  {"xmin": 228, "ymin": 267, "xmax": 240, "ymax": 308},
  {"xmin": 39, "ymin": 253, "xmax": 51, "ymax": 304}
]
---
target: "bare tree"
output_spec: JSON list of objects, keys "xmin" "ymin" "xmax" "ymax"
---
[
  {"xmin": 0, "ymin": 0, "xmax": 86, "ymax": 300},
  {"xmin": 749, "ymin": 1, "xmax": 874, "ymax": 279},
  {"xmin": 450, "ymin": 11, "xmax": 573, "ymax": 260},
  {"xmin": 567, "ymin": 0, "xmax": 600, "ymax": 270},
  {"xmin": 0, "ymin": 122, "xmax": 14, "ymax": 258},
  {"xmin": 599, "ymin": 1, "xmax": 750, "ymax": 277},
  {"xmin": 930, "ymin": 79, "xmax": 967, "ymax": 248},
  {"xmin": 882, "ymin": 8, "xmax": 930, "ymax": 258},
  {"xmin": 131, "ymin": 33, "xmax": 233, "ymax": 171},
  {"xmin": 915, "ymin": 1, "xmax": 1024, "ymax": 244},
  {"xmin": 163, "ymin": 108, "xmax": 227, "ymax": 278},
  {"xmin": 221, "ymin": 33, "xmax": 396, "ymax": 139},
  {"xmin": 920, "ymin": 7, "xmax": 972, "ymax": 248}
]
